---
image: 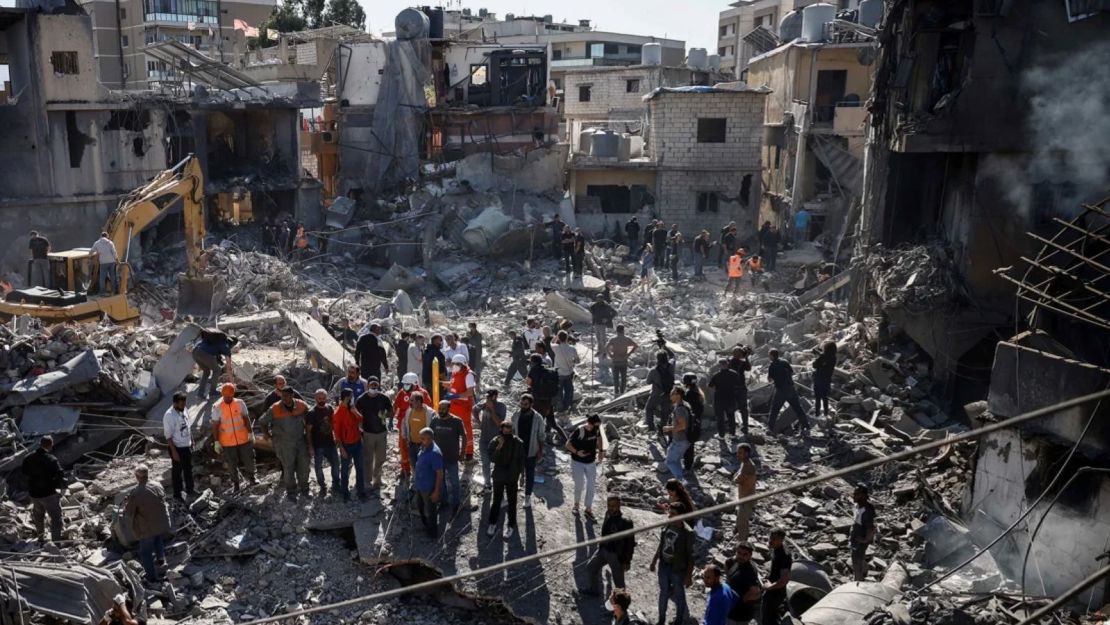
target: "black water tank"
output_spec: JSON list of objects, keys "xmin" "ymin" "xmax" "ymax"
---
[{"xmin": 428, "ymin": 7, "xmax": 444, "ymax": 38}]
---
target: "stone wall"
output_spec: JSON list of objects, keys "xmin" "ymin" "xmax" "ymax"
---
[
  {"xmin": 564, "ymin": 66, "xmax": 708, "ymax": 120},
  {"xmin": 656, "ymin": 169, "xmax": 761, "ymax": 242},
  {"xmin": 648, "ymin": 91, "xmax": 765, "ymax": 168}
]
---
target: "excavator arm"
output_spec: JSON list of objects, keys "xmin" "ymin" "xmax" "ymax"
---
[{"xmin": 103, "ymin": 154, "xmax": 225, "ymax": 317}]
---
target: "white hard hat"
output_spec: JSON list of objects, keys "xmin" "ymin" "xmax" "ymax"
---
[
  {"xmin": 451, "ymin": 353, "xmax": 468, "ymax": 365},
  {"xmin": 402, "ymin": 372, "xmax": 419, "ymax": 385}
]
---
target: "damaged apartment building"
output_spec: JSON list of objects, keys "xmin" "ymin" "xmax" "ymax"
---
[
  {"xmin": 746, "ymin": 2, "xmax": 877, "ymax": 255},
  {"xmin": 562, "ymin": 50, "xmax": 766, "ymax": 238},
  {"xmin": 855, "ymin": 0, "xmax": 1109, "ymax": 403},
  {"xmin": 0, "ymin": 1, "xmax": 319, "ymax": 279}
]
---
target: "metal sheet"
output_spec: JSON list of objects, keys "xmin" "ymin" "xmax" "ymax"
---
[{"xmin": 19, "ymin": 405, "xmax": 81, "ymax": 436}]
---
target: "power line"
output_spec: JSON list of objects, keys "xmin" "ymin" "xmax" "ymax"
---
[
  {"xmin": 1015, "ymin": 564, "xmax": 1110, "ymax": 625},
  {"xmin": 241, "ymin": 388, "xmax": 1110, "ymax": 625}
]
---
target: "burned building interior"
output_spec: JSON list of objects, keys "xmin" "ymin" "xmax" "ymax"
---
[{"xmin": 0, "ymin": 1, "xmax": 1109, "ymax": 625}]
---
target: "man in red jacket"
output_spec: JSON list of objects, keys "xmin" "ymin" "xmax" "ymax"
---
[{"xmin": 394, "ymin": 372, "xmax": 431, "ymax": 475}]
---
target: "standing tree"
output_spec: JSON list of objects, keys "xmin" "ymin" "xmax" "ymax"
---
[
  {"xmin": 255, "ymin": 0, "xmax": 306, "ymax": 47},
  {"xmin": 324, "ymin": 0, "xmax": 365, "ymax": 30},
  {"xmin": 302, "ymin": 0, "xmax": 325, "ymax": 29}
]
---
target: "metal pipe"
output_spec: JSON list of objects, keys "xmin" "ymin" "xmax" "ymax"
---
[{"xmin": 1015, "ymin": 564, "xmax": 1110, "ymax": 625}]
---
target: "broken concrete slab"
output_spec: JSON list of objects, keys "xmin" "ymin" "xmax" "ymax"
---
[
  {"xmin": 19, "ymin": 405, "xmax": 81, "ymax": 436},
  {"xmin": 281, "ymin": 310, "xmax": 352, "ymax": 376},
  {"xmin": 376, "ymin": 264, "xmax": 425, "ymax": 292},
  {"xmin": 152, "ymin": 324, "xmax": 202, "ymax": 394},
  {"xmin": 0, "ymin": 560, "xmax": 128, "ymax": 625},
  {"xmin": 545, "ymin": 291, "xmax": 592, "ymax": 325},
  {"xmin": 216, "ymin": 310, "xmax": 284, "ymax": 331},
  {"xmin": 1, "ymin": 349, "xmax": 101, "ymax": 409}
]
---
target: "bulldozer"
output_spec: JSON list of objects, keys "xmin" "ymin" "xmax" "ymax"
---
[{"xmin": 0, "ymin": 155, "xmax": 226, "ymax": 324}]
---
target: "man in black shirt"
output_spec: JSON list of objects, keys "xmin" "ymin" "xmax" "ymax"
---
[
  {"xmin": 261, "ymin": 375, "xmax": 303, "ymax": 414},
  {"xmin": 355, "ymin": 324, "xmax": 388, "ymax": 382},
  {"xmin": 850, "ymin": 486, "xmax": 877, "ymax": 581},
  {"xmin": 651, "ymin": 501, "xmax": 695, "ymax": 625},
  {"xmin": 306, "ymin": 390, "xmax": 339, "ymax": 498},
  {"xmin": 766, "ymin": 349, "xmax": 810, "ymax": 435},
  {"xmin": 693, "ymin": 230, "xmax": 710, "ymax": 280},
  {"xmin": 652, "ymin": 221, "xmax": 668, "ymax": 269},
  {"xmin": 550, "ymin": 214, "xmax": 565, "ymax": 259},
  {"xmin": 395, "ymin": 332, "xmax": 411, "ymax": 380},
  {"xmin": 717, "ymin": 222, "xmax": 735, "ymax": 268},
  {"xmin": 624, "ymin": 218, "xmax": 640, "ymax": 248},
  {"xmin": 583, "ymin": 494, "xmax": 635, "ymax": 595},
  {"xmin": 589, "ymin": 295, "xmax": 617, "ymax": 359},
  {"xmin": 725, "ymin": 542, "xmax": 763, "ymax": 624},
  {"xmin": 356, "ymin": 378, "xmax": 392, "ymax": 491},
  {"xmin": 504, "ymin": 331, "xmax": 530, "ymax": 387},
  {"xmin": 422, "ymin": 334, "xmax": 447, "ymax": 389},
  {"xmin": 567, "ymin": 414, "xmax": 604, "ymax": 517},
  {"xmin": 21, "ymin": 435, "xmax": 66, "ymax": 542},
  {"xmin": 762, "ymin": 528, "xmax": 792, "ymax": 625},
  {"xmin": 561, "ymin": 226, "xmax": 576, "ymax": 273},
  {"xmin": 728, "ymin": 347, "xmax": 753, "ymax": 433},
  {"xmin": 27, "ymin": 230, "xmax": 51, "ymax": 288},
  {"xmin": 709, "ymin": 359, "xmax": 742, "ymax": 438}
]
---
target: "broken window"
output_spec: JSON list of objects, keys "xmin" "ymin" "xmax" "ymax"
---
[
  {"xmin": 697, "ymin": 118, "xmax": 727, "ymax": 143},
  {"xmin": 696, "ymin": 191, "xmax": 720, "ymax": 213},
  {"xmin": 740, "ymin": 174, "xmax": 752, "ymax": 207},
  {"xmin": 552, "ymin": 48, "xmax": 562, "ymax": 60},
  {"xmin": 603, "ymin": 43, "xmax": 619, "ymax": 55},
  {"xmin": 815, "ymin": 69, "xmax": 847, "ymax": 123},
  {"xmin": 626, "ymin": 79, "xmax": 640, "ymax": 93},
  {"xmin": 470, "ymin": 64, "xmax": 488, "ymax": 86},
  {"xmin": 51, "ymin": 51, "xmax": 79, "ymax": 75},
  {"xmin": 119, "ymin": 7, "xmax": 126, "ymax": 19},
  {"xmin": 579, "ymin": 85, "xmax": 592, "ymax": 102},
  {"xmin": 122, "ymin": 35, "xmax": 129, "ymax": 48}
]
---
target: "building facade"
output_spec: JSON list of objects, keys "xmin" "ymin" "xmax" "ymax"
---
[
  {"xmin": 79, "ymin": 0, "xmax": 275, "ymax": 88},
  {"xmin": 718, "ymin": 0, "xmax": 862, "ymax": 78}
]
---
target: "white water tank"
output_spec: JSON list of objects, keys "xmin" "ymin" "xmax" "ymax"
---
[
  {"xmin": 779, "ymin": 10, "xmax": 803, "ymax": 42},
  {"xmin": 687, "ymin": 47, "xmax": 708, "ymax": 70},
  {"xmin": 642, "ymin": 42, "xmax": 663, "ymax": 66},
  {"xmin": 858, "ymin": 0, "xmax": 882, "ymax": 27},
  {"xmin": 801, "ymin": 3, "xmax": 835, "ymax": 42},
  {"xmin": 708, "ymin": 54, "xmax": 721, "ymax": 70}
]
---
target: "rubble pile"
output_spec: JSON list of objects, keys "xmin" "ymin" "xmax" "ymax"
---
[{"xmin": 864, "ymin": 244, "xmax": 966, "ymax": 310}]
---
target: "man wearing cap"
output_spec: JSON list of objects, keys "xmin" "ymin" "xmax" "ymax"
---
[
  {"xmin": 162, "ymin": 392, "xmax": 195, "ymax": 502},
  {"xmin": 430, "ymin": 398, "xmax": 468, "ymax": 510},
  {"xmin": 473, "ymin": 389, "xmax": 506, "ymax": 490},
  {"xmin": 443, "ymin": 352, "xmax": 477, "ymax": 460},
  {"xmin": 258, "ymin": 387, "xmax": 312, "ymax": 502},
  {"xmin": 486, "ymin": 419, "xmax": 524, "ymax": 538},
  {"xmin": 210, "ymin": 384, "xmax": 256, "ymax": 491},
  {"xmin": 414, "ymin": 428, "xmax": 444, "ymax": 538},
  {"xmin": 123, "ymin": 464, "xmax": 171, "ymax": 584},
  {"xmin": 355, "ymin": 377, "xmax": 392, "ymax": 492},
  {"xmin": 21, "ymin": 435, "xmax": 66, "ymax": 543}
]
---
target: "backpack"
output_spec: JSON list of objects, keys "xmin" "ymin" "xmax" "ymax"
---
[{"xmin": 534, "ymin": 366, "xmax": 561, "ymax": 399}]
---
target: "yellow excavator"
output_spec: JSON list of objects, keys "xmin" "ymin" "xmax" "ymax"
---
[{"xmin": 0, "ymin": 155, "xmax": 226, "ymax": 324}]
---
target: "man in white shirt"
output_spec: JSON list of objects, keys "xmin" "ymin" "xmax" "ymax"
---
[
  {"xmin": 443, "ymin": 332, "xmax": 470, "ymax": 365},
  {"xmin": 523, "ymin": 318, "xmax": 543, "ymax": 353},
  {"xmin": 162, "ymin": 392, "xmax": 195, "ymax": 501},
  {"xmin": 407, "ymin": 334, "xmax": 425, "ymax": 376},
  {"xmin": 552, "ymin": 331, "xmax": 580, "ymax": 412},
  {"xmin": 90, "ymin": 232, "xmax": 120, "ymax": 295}
]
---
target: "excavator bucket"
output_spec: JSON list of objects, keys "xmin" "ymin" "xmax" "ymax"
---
[{"xmin": 177, "ymin": 274, "xmax": 227, "ymax": 319}]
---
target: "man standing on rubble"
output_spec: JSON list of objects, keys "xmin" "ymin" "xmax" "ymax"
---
[
  {"xmin": 571, "ymin": 228, "xmax": 587, "ymax": 278},
  {"xmin": 355, "ymin": 323, "xmax": 388, "ymax": 383},
  {"xmin": 651, "ymin": 501, "xmax": 695, "ymax": 625},
  {"xmin": 664, "ymin": 387, "xmax": 692, "ymax": 483},
  {"xmin": 27, "ymin": 230, "xmax": 52, "ymax": 288},
  {"xmin": 263, "ymin": 375, "xmax": 304, "ymax": 411},
  {"xmin": 766, "ymin": 349, "xmax": 810, "ymax": 436},
  {"xmin": 193, "ymin": 329, "xmax": 237, "ymax": 397},
  {"xmin": 355, "ymin": 377, "xmax": 392, "ymax": 492},
  {"xmin": 22, "ymin": 435, "xmax": 66, "ymax": 543},
  {"xmin": 653, "ymin": 220, "xmax": 669, "ymax": 270},
  {"xmin": 709, "ymin": 359, "xmax": 742, "ymax": 438},
  {"xmin": 645, "ymin": 351, "xmax": 675, "ymax": 433},
  {"xmin": 211, "ymin": 384, "xmax": 256, "ymax": 492},
  {"xmin": 606, "ymin": 325, "xmax": 638, "ymax": 397},
  {"xmin": 561, "ymin": 225, "xmax": 576, "ymax": 274},
  {"xmin": 395, "ymin": 332, "xmax": 411, "ymax": 379},
  {"xmin": 850, "ymin": 486, "xmax": 877, "ymax": 581},
  {"xmin": 395, "ymin": 372, "xmax": 430, "ymax": 477},
  {"xmin": 430, "ymin": 398, "xmax": 468, "ymax": 511},
  {"xmin": 466, "ymin": 322, "xmax": 484, "ymax": 374},
  {"xmin": 333, "ymin": 388, "xmax": 365, "ymax": 502},
  {"xmin": 90, "ymin": 231, "xmax": 120, "ymax": 295},
  {"xmin": 625, "ymin": 217, "xmax": 640, "ymax": 248},
  {"xmin": 668, "ymin": 228, "xmax": 683, "ymax": 281},
  {"xmin": 693, "ymin": 230, "xmax": 710, "ymax": 280},
  {"xmin": 407, "ymin": 334, "xmax": 425, "ymax": 378},
  {"xmin": 444, "ymin": 332, "xmax": 470, "ymax": 366},
  {"xmin": 306, "ymin": 389, "xmax": 339, "ymax": 498},
  {"xmin": 733, "ymin": 443, "xmax": 757, "ymax": 541},
  {"xmin": 523, "ymin": 319, "xmax": 543, "ymax": 355},
  {"xmin": 422, "ymin": 334, "xmax": 448, "ymax": 390},
  {"xmin": 474, "ymin": 389, "xmax": 506, "ymax": 491},
  {"xmin": 717, "ymin": 222, "xmax": 735, "ymax": 268},
  {"xmin": 729, "ymin": 346, "xmax": 753, "ymax": 433},
  {"xmin": 504, "ymin": 330, "xmax": 530, "ymax": 388},
  {"xmin": 123, "ymin": 465, "xmax": 171, "ymax": 584},
  {"xmin": 525, "ymin": 353, "xmax": 566, "ymax": 444},
  {"xmin": 590, "ymin": 294, "xmax": 617, "ymax": 359},
  {"xmin": 486, "ymin": 419, "xmax": 525, "ymax": 538},
  {"xmin": 163, "ymin": 392, "xmax": 195, "ymax": 502},
  {"xmin": 552, "ymin": 330, "xmax": 579, "ymax": 413},
  {"xmin": 414, "ymin": 427, "xmax": 444, "ymax": 538},
  {"xmin": 763, "ymin": 224, "xmax": 781, "ymax": 272},
  {"xmin": 725, "ymin": 249, "xmax": 746, "ymax": 297},
  {"xmin": 512, "ymin": 394, "xmax": 545, "ymax": 509},
  {"xmin": 331, "ymin": 366, "xmax": 367, "ymax": 403},
  {"xmin": 725, "ymin": 542, "xmax": 763, "ymax": 625},
  {"xmin": 258, "ymin": 387, "xmax": 312, "ymax": 502},
  {"xmin": 567, "ymin": 414, "xmax": 604, "ymax": 519},
  {"xmin": 762, "ymin": 529, "xmax": 792, "ymax": 625},
  {"xmin": 582, "ymin": 494, "xmax": 635, "ymax": 596},
  {"xmin": 550, "ymin": 214, "xmax": 565, "ymax": 260}
]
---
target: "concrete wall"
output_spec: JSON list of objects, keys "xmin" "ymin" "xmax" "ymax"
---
[
  {"xmin": 34, "ymin": 14, "xmax": 103, "ymax": 103},
  {"xmin": 648, "ymin": 91, "xmax": 765, "ymax": 168},
  {"xmin": 563, "ymin": 66, "xmax": 699, "ymax": 119},
  {"xmin": 969, "ymin": 428, "xmax": 1109, "ymax": 607},
  {"xmin": 656, "ymin": 169, "xmax": 760, "ymax": 241},
  {"xmin": 339, "ymin": 42, "xmax": 387, "ymax": 106}
]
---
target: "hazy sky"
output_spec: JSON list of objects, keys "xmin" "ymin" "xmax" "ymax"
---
[{"xmin": 359, "ymin": 0, "xmax": 725, "ymax": 51}]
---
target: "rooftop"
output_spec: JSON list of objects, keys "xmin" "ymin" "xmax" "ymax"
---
[{"xmin": 642, "ymin": 84, "xmax": 772, "ymax": 100}]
